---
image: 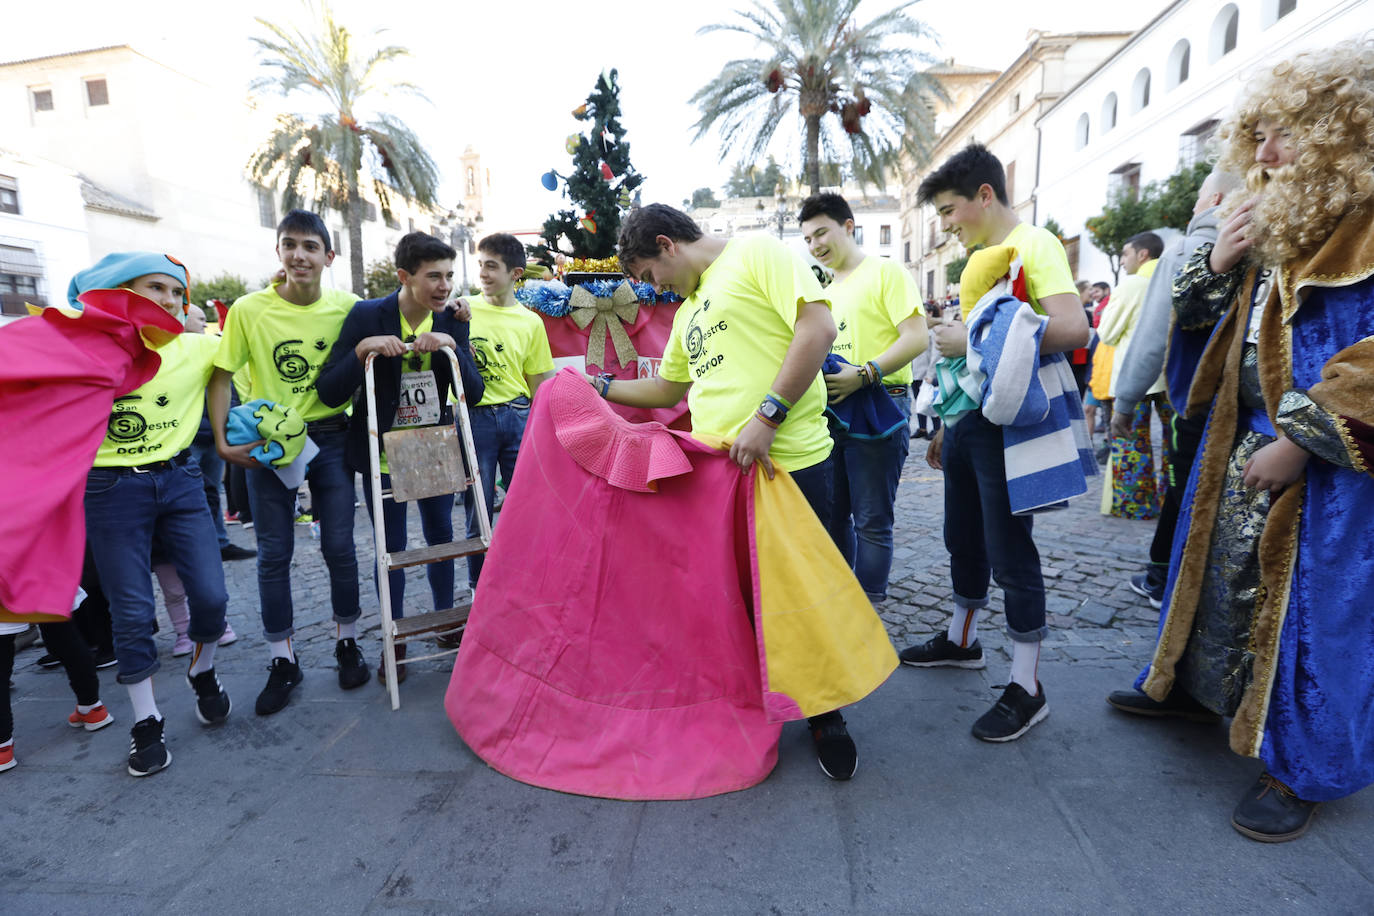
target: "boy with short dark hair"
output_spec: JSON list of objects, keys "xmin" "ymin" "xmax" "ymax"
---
[
  {"xmin": 317, "ymin": 232, "xmax": 484, "ymax": 681},
  {"xmin": 75, "ymin": 253, "xmax": 233, "ymax": 775},
  {"xmin": 799, "ymin": 192, "xmax": 928, "ymax": 602},
  {"xmin": 209, "ymin": 209, "xmax": 367, "ymax": 715},
  {"xmin": 604, "ymin": 202, "xmax": 864, "ymax": 780},
  {"xmin": 458, "ymin": 232, "xmax": 555, "ymax": 589},
  {"xmin": 903, "ymin": 144, "xmax": 1089, "ymax": 742}
]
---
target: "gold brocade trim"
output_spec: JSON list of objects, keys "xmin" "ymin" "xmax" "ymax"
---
[{"xmin": 1334, "ymin": 414, "xmax": 1370, "ymax": 475}]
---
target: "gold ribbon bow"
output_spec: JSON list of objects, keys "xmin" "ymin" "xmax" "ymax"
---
[{"xmin": 569, "ymin": 280, "xmax": 641, "ymax": 369}]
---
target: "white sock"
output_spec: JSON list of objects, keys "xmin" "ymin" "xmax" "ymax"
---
[
  {"xmin": 188, "ymin": 641, "xmax": 217, "ymax": 676},
  {"xmin": 77, "ymin": 702, "xmax": 100, "ymax": 714},
  {"xmin": 336, "ymin": 621, "xmax": 357, "ymax": 641},
  {"xmin": 269, "ymin": 638, "xmax": 295, "ymax": 663},
  {"xmin": 1010, "ymin": 641, "xmax": 1041, "ymax": 695},
  {"xmin": 947, "ymin": 607, "xmax": 980, "ymax": 648},
  {"xmin": 126, "ymin": 678, "xmax": 161, "ymax": 723}
]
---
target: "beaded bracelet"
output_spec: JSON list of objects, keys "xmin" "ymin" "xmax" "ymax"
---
[
  {"xmin": 754, "ymin": 409, "xmax": 781, "ymax": 429},
  {"xmin": 865, "ymin": 360, "xmax": 883, "ymax": 387}
]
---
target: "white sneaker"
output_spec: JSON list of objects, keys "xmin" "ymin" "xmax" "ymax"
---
[{"xmin": 172, "ymin": 633, "xmax": 193, "ymax": 657}]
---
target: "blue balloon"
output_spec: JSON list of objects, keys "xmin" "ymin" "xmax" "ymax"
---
[{"xmin": 540, "ymin": 171, "xmax": 558, "ymax": 191}]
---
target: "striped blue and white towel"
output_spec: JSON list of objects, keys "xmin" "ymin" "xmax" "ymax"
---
[{"xmin": 966, "ymin": 293, "xmax": 1097, "ymax": 515}]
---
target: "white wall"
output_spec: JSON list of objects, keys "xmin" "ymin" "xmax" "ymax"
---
[
  {"xmin": 1037, "ymin": 0, "xmax": 1367, "ymax": 283},
  {"xmin": 0, "ymin": 149, "xmax": 90, "ymax": 311}
]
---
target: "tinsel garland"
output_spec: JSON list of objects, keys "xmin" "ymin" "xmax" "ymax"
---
[{"xmin": 516, "ymin": 279, "xmax": 680, "ymax": 317}]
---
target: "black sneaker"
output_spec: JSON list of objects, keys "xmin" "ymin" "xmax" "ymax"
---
[
  {"xmin": 1106, "ymin": 687, "xmax": 1220, "ymax": 722},
  {"xmin": 127, "ymin": 716, "xmax": 170, "ymax": 777},
  {"xmin": 972, "ymin": 682, "xmax": 1048, "ymax": 742},
  {"xmin": 809, "ymin": 712, "xmax": 858, "ymax": 780},
  {"xmin": 36, "ymin": 652, "xmax": 62, "ymax": 669},
  {"xmin": 255, "ymin": 657, "xmax": 303, "ymax": 716},
  {"xmin": 1232, "ymin": 772, "xmax": 1318, "ymax": 842},
  {"xmin": 898, "ymin": 633, "xmax": 986, "ymax": 669},
  {"xmin": 335, "ymin": 638, "xmax": 369, "ymax": 690},
  {"xmin": 94, "ymin": 649, "xmax": 117, "ymax": 670},
  {"xmin": 220, "ymin": 543, "xmax": 258, "ymax": 561},
  {"xmin": 186, "ymin": 667, "xmax": 231, "ymax": 725},
  {"xmin": 1127, "ymin": 572, "xmax": 1165, "ymax": 609}
]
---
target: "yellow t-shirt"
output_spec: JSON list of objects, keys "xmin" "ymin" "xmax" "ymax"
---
[
  {"xmin": 95, "ymin": 333, "xmax": 219, "ymax": 467},
  {"xmin": 214, "ymin": 285, "xmax": 358, "ymax": 421},
  {"xmin": 828, "ymin": 256, "xmax": 924, "ymax": 385},
  {"xmin": 660, "ymin": 235, "xmax": 833, "ymax": 471},
  {"xmin": 962, "ymin": 222, "xmax": 1076, "ymax": 321},
  {"xmin": 468, "ymin": 295, "xmax": 555, "ymax": 406}
]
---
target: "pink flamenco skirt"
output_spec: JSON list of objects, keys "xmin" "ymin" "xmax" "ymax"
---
[{"xmin": 445, "ymin": 371, "xmax": 782, "ymax": 800}]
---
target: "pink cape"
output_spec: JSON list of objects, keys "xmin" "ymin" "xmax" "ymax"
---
[
  {"xmin": 445, "ymin": 372, "xmax": 899, "ymax": 800},
  {"xmin": 446, "ymin": 372, "xmax": 781, "ymax": 799},
  {"xmin": 0, "ymin": 290, "xmax": 182, "ymax": 622}
]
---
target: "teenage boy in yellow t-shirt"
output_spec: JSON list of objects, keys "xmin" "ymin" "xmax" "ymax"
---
[
  {"xmin": 903, "ymin": 144, "xmax": 1089, "ymax": 743},
  {"xmin": 74, "ymin": 252, "xmax": 233, "ymax": 777},
  {"xmin": 457, "ymin": 233, "xmax": 555, "ymax": 589},
  {"xmin": 208, "ymin": 209, "xmax": 366, "ymax": 716},
  {"xmin": 602, "ymin": 202, "xmax": 862, "ymax": 782},
  {"xmin": 800, "ymin": 192, "xmax": 928, "ymax": 603}
]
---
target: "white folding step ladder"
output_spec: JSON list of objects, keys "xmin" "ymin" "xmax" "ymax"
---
[{"xmin": 364, "ymin": 344, "xmax": 491, "ymax": 709}]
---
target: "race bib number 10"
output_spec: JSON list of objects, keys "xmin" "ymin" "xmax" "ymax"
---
[{"xmin": 394, "ymin": 371, "xmax": 441, "ymax": 427}]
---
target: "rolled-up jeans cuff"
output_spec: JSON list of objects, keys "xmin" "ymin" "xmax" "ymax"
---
[
  {"xmin": 1006, "ymin": 624, "xmax": 1048, "ymax": 643},
  {"xmin": 332, "ymin": 610, "xmax": 362, "ymax": 626},
  {"xmin": 263, "ymin": 624, "xmax": 296, "ymax": 642},
  {"xmin": 115, "ymin": 660, "xmax": 161, "ymax": 686},
  {"xmin": 953, "ymin": 592, "xmax": 990, "ymax": 611}
]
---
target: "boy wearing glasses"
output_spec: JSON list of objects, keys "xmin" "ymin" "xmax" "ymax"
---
[{"xmin": 317, "ymin": 233, "xmax": 484, "ymax": 680}]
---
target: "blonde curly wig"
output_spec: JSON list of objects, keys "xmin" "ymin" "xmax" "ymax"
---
[{"xmin": 1216, "ymin": 38, "xmax": 1374, "ymax": 264}]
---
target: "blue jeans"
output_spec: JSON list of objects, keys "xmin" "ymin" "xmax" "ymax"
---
[
  {"xmin": 463, "ymin": 399, "xmax": 530, "ymax": 588},
  {"xmin": 829, "ymin": 398, "xmax": 911, "ymax": 599},
  {"xmin": 941, "ymin": 411, "xmax": 1047, "ymax": 642},
  {"xmin": 245, "ymin": 427, "xmax": 359, "ymax": 640},
  {"xmin": 83, "ymin": 458, "xmax": 228, "ymax": 684},
  {"xmin": 362, "ymin": 472, "xmax": 455, "ymax": 619},
  {"xmin": 190, "ymin": 437, "xmax": 229, "ymax": 549},
  {"xmin": 789, "ymin": 455, "xmax": 836, "ymax": 533}
]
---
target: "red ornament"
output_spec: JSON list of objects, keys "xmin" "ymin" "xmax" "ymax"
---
[{"xmin": 600, "ymin": 161, "xmax": 615, "ymax": 181}]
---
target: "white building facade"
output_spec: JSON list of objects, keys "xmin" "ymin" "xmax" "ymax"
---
[
  {"xmin": 1036, "ymin": 0, "xmax": 1368, "ymax": 284},
  {"xmin": 0, "ymin": 148, "xmax": 89, "ymax": 315},
  {"xmin": 0, "ymin": 45, "xmax": 450, "ymax": 298}
]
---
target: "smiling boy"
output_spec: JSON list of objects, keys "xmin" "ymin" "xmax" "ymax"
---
[
  {"xmin": 75, "ymin": 253, "xmax": 233, "ymax": 776},
  {"xmin": 456, "ymin": 233, "xmax": 554, "ymax": 590},
  {"xmin": 799, "ymin": 192, "xmax": 927, "ymax": 602},
  {"xmin": 903, "ymin": 144, "xmax": 1088, "ymax": 742},
  {"xmin": 208, "ymin": 209, "xmax": 366, "ymax": 715}
]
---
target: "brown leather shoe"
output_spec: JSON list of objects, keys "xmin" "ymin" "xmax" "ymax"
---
[{"xmin": 377, "ymin": 642, "xmax": 407, "ymax": 685}]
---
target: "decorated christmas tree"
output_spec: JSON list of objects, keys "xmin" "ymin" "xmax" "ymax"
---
[{"xmin": 533, "ymin": 69, "xmax": 645, "ymax": 265}]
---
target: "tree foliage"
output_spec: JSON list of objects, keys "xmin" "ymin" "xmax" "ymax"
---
[
  {"xmin": 1085, "ymin": 160, "xmax": 1210, "ymax": 282},
  {"xmin": 190, "ymin": 272, "xmax": 250, "ymax": 308},
  {"xmin": 533, "ymin": 69, "xmax": 646, "ymax": 264},
  {"xmin": 725, "ymin": 157, "xmax": 785, "ymax": 198},
  {"xmin": 246, "ymin": 1, "xmax": 440, "ymax": 294},
  {"xmin": 690, "ymin": 0, "xmax": 944, "ymax": 195},
  {"xmin": 363, "ymin": 258, "xmax": 398, "ymax": 300},
  {"xmin": 690, "ymin": 187, "xmax": 722, "ymax": 209}
]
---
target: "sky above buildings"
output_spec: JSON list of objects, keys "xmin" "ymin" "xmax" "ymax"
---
[{"xmin": 3, "ymin": 0, "xmax": 1155, "ymax": 232}]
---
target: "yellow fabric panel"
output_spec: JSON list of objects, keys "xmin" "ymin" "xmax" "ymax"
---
[{"xmin": 752, "ymin": 467, "xmax": 897, "ymax": 719}]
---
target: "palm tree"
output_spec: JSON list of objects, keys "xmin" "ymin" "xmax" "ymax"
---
[
  {"xmin": 691, "ymin": 0, "xmax": 943, "ymax": 196},
  {"xmin": 246, "ymin": 2, "xmax": 440, "ymax": 293}
]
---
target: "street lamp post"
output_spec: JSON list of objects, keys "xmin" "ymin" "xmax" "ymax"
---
[{"xmin": 443, "ymin": 206, "xmax": 482, "ymax": 293}]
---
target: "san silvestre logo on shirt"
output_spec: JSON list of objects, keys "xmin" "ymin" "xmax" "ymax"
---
[
  {"xmin": 273, "ymin": 338, "xmax": 331, "ymax": 393},
  {"xmin": 685, "ymin": 299, "xmax": 727, "ymax": 379},
  {"xmin": 107, "ymin": 394, "xmax": 179, "ymax": 452},
  {"xmin": 470, "ymin": 337, "xmax": 507, "ymax": 383}
]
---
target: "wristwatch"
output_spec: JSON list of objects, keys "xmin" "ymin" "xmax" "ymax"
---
[{"xmin": 757, "ymin": 398, "xmax": 787, "ymax": 424}]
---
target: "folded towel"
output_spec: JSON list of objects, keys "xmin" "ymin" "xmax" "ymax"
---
[
  {"xmin": 822, "ymin": 354, "xmax": 906, "ymax": 439},
  {"xmin": 227, "ymin": 399, "xmax": 307, "ymax": 469}
]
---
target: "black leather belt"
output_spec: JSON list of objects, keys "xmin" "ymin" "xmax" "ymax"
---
[
  {"xmin": 306, "ymin": 414, "xmax": 349, "ymax": 433},
  {"xmin": 115, "ymin": 450, "xmax": 192, "ymax": 474},
  {"xmin": 885, "ymin": 385, "xmax": 908, "ymax": 397}
]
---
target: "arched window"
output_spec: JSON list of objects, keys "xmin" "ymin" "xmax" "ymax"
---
[
  {"xmin": 1075, "ymin": 113, "xmax": 1090, "ymax": 150},
  {"xmin": 1210, "ymin": 4, "xmax": 1240, "ymax": 63},
  {"xmin": 1167, "ymin": 39, "xmax": 1190, "ymax": 89},
  {"xmin": 1262, "ymin": 0, "xmax": 1298, "ymax": 28},
  {"xmin": 1131, "ymin": 68, "xmax": 1152, "ymax": 112},
  {"xmin": 1101, "ymin": 93, "xmax": 1118, "ymax": 133}
]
